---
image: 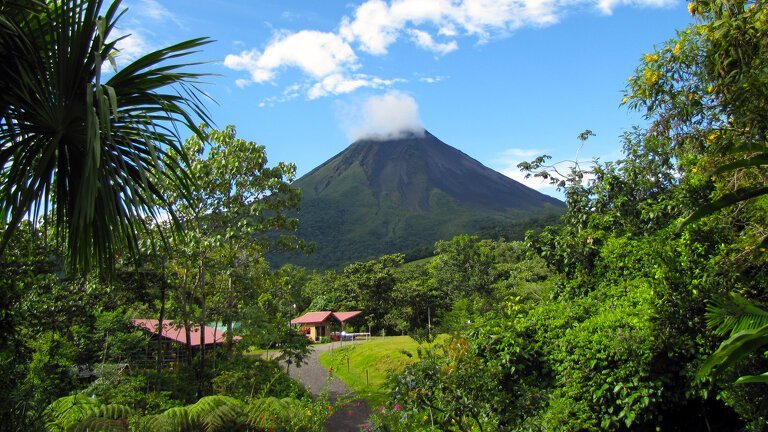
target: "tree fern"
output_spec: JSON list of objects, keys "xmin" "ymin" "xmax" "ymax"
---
[
  {"xmin": 44, "ymin": 395, "xmax": 132, "ymax": 432},
  {"xmin": 142, "ymin": 407, "xmax": 193, "ymax": 432},
  {"xmin": 45, "ymin": 395, "xmax": 103, "ymax": 431},
  {"xmin": 141, "ymin": 396, "xmax": 248, "ymax": 432},
  {"xmin": 70, "ymin": 416, "xmax": 128, "ymax": 432},
  {"xmin": 188, "ymin": 396, "xmax": 248, "ymax": 432}
]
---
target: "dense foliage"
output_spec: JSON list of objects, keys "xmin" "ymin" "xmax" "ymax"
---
[
  {"xmin": 359, "ymin": 1, "xmax": 768, "ymax": 430},
  {"xmin": 3, "ymin": 0, "xmax": 768, "ymax": 431}
]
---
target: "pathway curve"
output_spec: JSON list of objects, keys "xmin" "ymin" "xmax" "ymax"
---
[
  {"xmin": 285, "ymin": 342, "xmax": 352, "ymax": 400},
  {"xmin": 281, "ymin": 341, "xmax": 372, "ymax": 431}
]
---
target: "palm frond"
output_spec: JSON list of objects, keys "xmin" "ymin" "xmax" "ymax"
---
[
  {"xmin": 709, "ymin": 153, "xmax": 768, "ymax": 176},
  {"xmin": 697, "ymin": 325, "xmax": 768, "ymax": 381},
  {"xmin": 678, "ymin": 186, "xmax": 768, "ymax": 228},
  {"xmin": 735, "ymin": 372, "xmax": 768, "ymax": 384},
  {"xmin": 0, "ymin": 0, "xmax": 213, "ymax": 274},
  {"xmin": 706, "ymin": 293, "xmax": 768, "ymax": 336}
]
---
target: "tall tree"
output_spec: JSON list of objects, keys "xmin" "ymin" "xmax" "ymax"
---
[{"xmin": 163, "ymin": 125, "xmax": 305, "ymax": 385}]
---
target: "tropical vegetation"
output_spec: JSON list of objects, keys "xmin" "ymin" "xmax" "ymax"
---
[{"xmin": 2, "ymin": 0, "xmax": 768, "ymax": 431}]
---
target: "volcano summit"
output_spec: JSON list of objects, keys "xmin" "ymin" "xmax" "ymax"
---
[{"xmin": 279, "ymin": 130, "xmax": 565, "ymax": 268}]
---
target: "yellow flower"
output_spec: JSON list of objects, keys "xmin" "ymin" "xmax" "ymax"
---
[
  {"xmin": 621, "ymin": 97, "xmax": 628, "ymax": 104},
  {"xmin": 643, "ymin": 69, "xmax": 661, "ymax": 85},
  {"xmin": 688, "ymin": 2, "xmax": 696, "ymax": 15},
  {"xmin": 706, "ymin": 130, "xmax": 719, "ymax": 144},
  {"xmin": 706, "ymin": 85, "xmax": 714, "ymax": 93},
  {"xmin": 672, "ymin": 43, "xmax": 682, "ymax": 55},
  {"xmin": 644, "ymin": 53, "xmax": 659, "ymax": 63}
]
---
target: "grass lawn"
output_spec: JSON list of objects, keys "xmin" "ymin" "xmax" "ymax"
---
[{"xmin": 319, "ymin": 335, "xmax": 444, "ymax": 407}]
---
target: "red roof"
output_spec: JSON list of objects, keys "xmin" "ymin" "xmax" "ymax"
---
[
  {"xmin": 290, "ymin": 311, "xmax": 363, "ymax": 325},
  {"xmin": 131, "ymin": 319, "xmax": 240, "ymax": 347},
  {"xmin": 290, "ymin": 311, "xmax": 333, "ymax": 325},
  {"xmin": 332, "ymin": 311, "xmax": 363, "ymax": 323}
]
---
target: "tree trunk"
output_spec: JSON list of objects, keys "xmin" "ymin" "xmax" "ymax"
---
[
  {"xmin": 226, "ymin": 275, "xmax": 234, "ymax": 356},
  {"xmin": 200, "ymin": 257, "xmax": 206, "ymax": 361},
  {"xmin": 156, "ymin": 278, "xmax": 166, "ymax": 373},
  {"xmin": 198, "ymin": 256, "xmax": 207, "ymax": 395},
  {"xmin": 181, "ymin": 268, "xmax": 193, "ymax": 366}
]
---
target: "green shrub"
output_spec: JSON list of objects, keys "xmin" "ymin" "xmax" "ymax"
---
[
  {"xmin": 83, "ymin": 372, "xmax": 181, "ymax": 413},
  {"xmin": 212, "ymin": 356, "xmax": 308, "ymax": 400}
]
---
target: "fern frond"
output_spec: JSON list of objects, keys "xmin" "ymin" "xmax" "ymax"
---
[
  {"xmin": 706, "ymin": 293, "xmax": 768, "ymax": 336},
  {"xmin": 144, "ymin": 407, "xmax": 193, "ymax": 432},
  {"xmin": 187, "ymin": 395, "xmax": 247, "ymax": 431},
  {"xmin": 69, "ymin": 416, "xmax": 128, "ymax": 432},
  {"xmin": 44, "ymin": 395, "xmax": 102, "ymax": 431},
  {"xmin": 86, "ymin": 404, "xmax": 133, "ymax": 421}
]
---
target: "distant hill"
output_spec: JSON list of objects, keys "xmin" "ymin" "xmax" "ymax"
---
[{"xmin": 273, "ymin": 130, "xmax": 565, "ymax": 269}]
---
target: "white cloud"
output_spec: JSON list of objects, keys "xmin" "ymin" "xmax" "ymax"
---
[
  {"xmin": 408, "ymin": 29, "xmax": 458, "ymax": 54},
  {"xmin": 419, "ymin": 75, "xmax": 447, "ymax": 83},
  {"xmin": 344, "ymin": 91, "xmax": 425, "ymax": 141},
  {"xmin": 258, "ymin": 83, "xmax": 306, "ymax": 107},
  {"xmin": 225, "ymin": 0, "xmax": 675, "ymax": 100},
  {"xmin": 596, "ymin": 0, "xmax": 675, "ymax": 15},
  {"xmin": 136, "ymin": 0, "xmax": 178, "ymax": 23},
  {"xmin": 106, "ymin": 1, "xmax": 187, "ymax": 70},
  {"xmin": 110, "ymin": 28, "xmax": 152, "ymax": 67},
  {"xmin": 235, "ymin": 78, "xmax": 252, "ymax": 88},
  {"xmin": 224, "ymin": 30, "xmax": 358, "ymax": 84},
  {"xmin": 339, "ymin": 0, "xmax": 452, "ymax": 55},
  {"xmin": 496, "ymin": 146, "xmax": 603, "ymax": 190},
  {"xmin": 307, "ymin": 74, "xmax": 403, "ymax": 99}
]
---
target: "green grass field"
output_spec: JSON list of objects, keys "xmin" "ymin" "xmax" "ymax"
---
[{"xmin": 318, "ymin": 335, "xmax": 444, "ymax": 406}]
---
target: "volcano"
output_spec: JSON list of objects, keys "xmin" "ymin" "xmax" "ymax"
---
[{"xmin": 277, "ymin": 130, "xmax": 565, "ymax": 268}]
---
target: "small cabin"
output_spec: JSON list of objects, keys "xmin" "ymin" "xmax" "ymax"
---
[
  {"xmin": 290, "ymin": 311, "xmax": 362, "ymax": 342},
  {"xmin": 131, "ymin": 319, "xmax": 241, "ymax": 364}
]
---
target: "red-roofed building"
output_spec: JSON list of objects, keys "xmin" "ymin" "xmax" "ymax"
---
[
  {"xmin": 332, "ymin": 311, "xmax": 362, "ymax": 323},
  {"xmin": 131, "ymin": 319, "xmax": 241, "ymax": 353},
  {"xmin": 290, "ymin": 311, "xmax": 363, "ymax": 342}
]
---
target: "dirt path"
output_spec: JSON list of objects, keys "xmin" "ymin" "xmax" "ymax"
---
[
  {"xmin": 280, "ymin": 342, "xmax": 372, "ymax": 431},
  {"xmin": 284, "ymin": 342, "xmax": 353, "ymax": 400}
]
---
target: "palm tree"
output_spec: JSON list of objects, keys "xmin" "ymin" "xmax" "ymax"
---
[{"xmin": 0, "ymin": 0, "xmax": 212, "ymax": 273}]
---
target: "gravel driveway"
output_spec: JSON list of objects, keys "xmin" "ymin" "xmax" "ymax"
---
[
  {"xmin": 280, "ymin": 341, "xmax": 373, "ymax": 431},
  {"xmin": 285, "ymin": 341, "xmax": 353, "ymax": 400}
]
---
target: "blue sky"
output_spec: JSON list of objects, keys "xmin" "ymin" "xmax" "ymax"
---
[{"xmin": 115, "ymin": 0, "xmax": 693, "ymax": 198}]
